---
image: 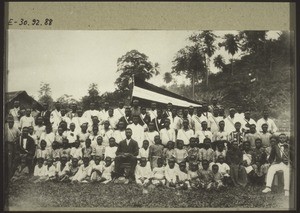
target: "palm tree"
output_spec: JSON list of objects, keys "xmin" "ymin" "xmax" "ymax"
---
[
  {"xmin": 213, "ymin": 55, "xmax": 225, "ymax": 70},
  {"xmin": 163, "ymin": 72, "xmax": 173, "ymax": 84},
  {"xmin": 222, "ymin": 34, "xmax": 239, "ymax": 75}
]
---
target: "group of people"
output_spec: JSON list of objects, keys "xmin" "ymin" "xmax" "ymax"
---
[{"xmin": 5, "ymin": 98, "xmax": 291, "ymax": 195}]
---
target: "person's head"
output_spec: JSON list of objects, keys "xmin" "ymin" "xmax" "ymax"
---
[
  {"xmin": 97, "ymin": 136, "xmax": 103, "ymax": 145},
  {"xmin": 7, "ymin": 115, "xmax": 14, "ymax": 128},
  {"xmin": 71, "ymin": 157, "xmax": 79, "ymax": 167},
  {"xmin": 108, "ymin": 108, "xmax": 114, "ymax": 117},
  {"xmin": 25, "ymin": 108, "xmax": 31, "ymax": 116},
  {"xmin": 176, "ymin": 140, "xmax": 184, "ymax": 149},
  {"xmin": 157, "ymin": 157, "xmax": 164, "ymax": 168},
  {"xmin": 105, "ymin": 157, "xmax": 112, "ymax": 167},
  {"xmin": 270, "ymin": 136, "xmax": 277, "ymax": 147},
  {"xmin": 157, "ymin": 108, "xmax": 163, "ymax": 118},
  {"xmin": 188, "ymin": 106, "xmax": 194, "ymax": 115},
  {"xmin": 190, "ymin": 162, "xmax": 199, "ymax": 172},
  {"xmin": 219, "ymin": 120, "xmax": 225, "ymax": 130},
  {"xmin": 60, "ymin": 156, "xmax": 67, "ymax": 166},
  {"xmin": 278, "ymin": 133, "xmax": 287, "ymax": 144},
  {"xmin": 62, "ymin": 138, "xmax": 69, "ymax": 148},
  {"xmin": 255, "ymin": 138, "xmax": 262, "ymax": 149},
  {"xmin": 179, "ymin": 162, "xmax": 186, "ymax": 172},
  {"xmin": 244, "ymin": 110, "xmax": 251, "ymax": 120},
  {"xmin": 202, "ymin": 160, "xmax": 209, "ymax": 170},
  {"xmin": 40, "ymin": 140, "xmax": 47, "ymax": 150},
  {"xmin": 213, "ymin": 107, "xmax": 219, "ymax": 117},
  {"xmin": 90, "ymin": 102, "xmax": 95, "ymax": 110},
  {"xmin": 249, "ymin": 124, "xmax": 256, "ymax": 133},
  {"xmin": 202, "ymin": 103, "xmax": 208, "ymax": 112},
  {"xmin": 183, "ymin": 108, "xmax": 189, "ymax": 117},
  {"xmin": 69, "ymin": 123, "xmax": 75, "ymax": 131},
  {"xmin": 201, "ymin": 121, "xmax": 208, "ymax": 130},
  {"xmin": 141, "ymin": 106, "xmax": 147, "ymax": 115},
  {"xmin": 74, "ymin": 140, "xmax": 80, "ymax": 148},
  {"xmin": 85, "ymin": 139, "xmax": 91, "ymax": 148},
  {"xmin": 59, "ymin": 121, "xmax": 67, "ymax": 131},
  {"xmin": 263, "ymin": 109, "xmax": 269, "ymax": 119},
  {"xmin": 45, "ymin": 125, "xmax": 52, "ymax": 134},
  {"xmin": 132, "ymin": 99, "xmax": 139, "ymax": 108},
  {"xmin": 232, "ymin": 140, "xmax": 239, "ymax": 150},
  {"xmin": 219, "ymin": 106, "xmax": 225, "ymax": 116},
  {"xmin": 104, "ymin": 120, "xmax": 110, "ymax": 130},
  {"xmin": 164, "ymin": 118, "xmax": 170, "ymax": 128},
  {"xmin": 52, "ymin": 141, "xmax": 58, "ymax": 150},
  {"xmin": 142, "ymin": 140, "xmax": 150, "ymax": 150},
  {"xmin": 234, "ymin": 122, "xmax": 241, "ymax": 131},
  {"xmin": 36, "ymin": 116, "xmax": 43, "ymax": 125},
  {"xmin": 212, "ymin": 164, "xmax": 219, "ymax": 174},
  {"xmin": 125, "ymin": 106, "xmax": 131, "ymax": 116},
  {"xmin": 154, "ymin": 135, "xmax": 161, "ymax": 145},
  {"xmin": 217, "ymin": 155, "xmax": 225, "ymax": 164},
  {"xmin": 81, "ymin": 123, "xmax": 87, "ymax": 132},
  {"xmin": 22, "ymin": 127, "xmax": 29, "ymax": 137},
  {"xmin": 37, "ymin": 157, "xmax": 44, "ymax": 167},
  {"xmin": 168, "ymin": 158, "xmax": 176, "ymax": 169},
  {"xmin": 151, "ymin": 102, "xmax": 157, "ymax": 110},
  {"xmin": 47, "ymin": 158, "xmax": 53, "ymax": 167},
  {"xmin": 13, "ymin": 101, "xmax": 20, "ymax": 108},
  {"xmin": 167, "ymin": 103, "xmax": 173, "ymax": 111},
  {"xmin": 83, "ymin": 157, "xmax": 90, "ymax": 167},
  {"xmin": 28, "ymin": 126, "xmax": 34, "ymax": 135},
  {"xmin": 133, "ymin": 115, "xmax": 139, "ymax": 125},
  {"xmin": 216, "ymin": 141, "xmax": 225, "ymax": 151},
  {"xmin": 71, "ymin": 103, "xmax": 77, "ymax": 112},
  {"xmin": 92, "ymin": 116, "xmax": 99, "ymax": 125},
  {"xmin": 262, "ymin": 123, "xmax": 268, "ymax": 133},
  {"xmin": 57, "ymin": 127, "xmax": 64, "ymax": 135},
  {"xmin": 243, "ymin": 141, "xmax": 251, "ymax": 151},
  {"xmin": 109, "ymin": 137, "xmax": 116, "ymax": 147},
  {"xmin": 60, "ymin": 108, "xmax": 66, "ymax": 116},
  {"xmin": 92, "ymin": 126, "xmax": 99, "ymax": 135},
  {"xmin": 77, "ymin": 108, "xmax": 83, "ymax": 117},
  {"xmin": 118, "ymin": 101, "xmax": 124, "ymax": 109},
  {"xmin": 212, "ymin": 98, "xmax": 217, "ymax": 106},
  {"xmin": 237, "ymin": 105, "xmax": 243, "ymax": 113},
  {"xmin": 189, "ymin": 137, "xmax": 196, "ymax": 148},
  {"xmin": 125, "ymin": 128, "xmax": 132, "ymax": 139},
  {"xmin": 196, "ymin": 107, "xmax": 203, "ymax": 116},
  {"xmin": 42, "ymin": 102, "xmax": 48, "ymax": 110},
  {"xmin": 182, "ymin": 119, "xmax": 189, "ymax": 129},
  {"xmin": 55, "ymin": 102, "xmax": 61, "ymax": 111},
  {"xmin": 103, "ymin": 102, "xmax": 109, "ymax": 111},
  {"xmin": 171, "ymin": 108, "xmax": 177, "ymax": 116},
  {"xmin": 118, "ymin": 121, "xmax": 125, "ymax": 130},
  {"xmin": 203, "ymin": 138, "xmax": 211, "ymax": 149},
  {"xmin": 94, "ymin": 155, "xmax": 101, "ymax": 165},
  {"xmin": 167, "ymin": 141, "xmax": 174, "ymax": 150},
  {"xmin": 140, "ymin": 157, "xmax": 147, "ymax": 167},
  {"xmin": 229, "ymin": 108, "xmax": 236, "ymax": 117}
]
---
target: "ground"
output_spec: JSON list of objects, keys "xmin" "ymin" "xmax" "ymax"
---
[{"xmin": 6, "ymin": 180, "xmax": 292, "ymax": 210}]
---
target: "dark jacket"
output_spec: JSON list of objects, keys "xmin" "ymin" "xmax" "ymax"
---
[
  {"xmin": 268, "ymin": 144, "xmax": 290, "ymax": 165},
  {"xmin": 151, "ymin": 117, "xmax": 165, "ymax": 132},
  {"xmin": 38, "ymin": 110, "xmax": 51, "ymax": 126},
  {"xmin": 17, "ymin": 136, "xmax": 36, "ymax": 156},
  {"xmin": 116, "ymin": 139, "xmax": 139, "ymax": 157}
]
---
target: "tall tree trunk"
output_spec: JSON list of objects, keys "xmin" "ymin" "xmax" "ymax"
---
[
  {"xmin": 205, "ymin": 57, "xmax": 209, "ymax": 88},
  {"xmin": 231, "ymin": 55, "xmax": 234, "ymax": 76},
  {"xmin": 192, "ymin": 72, "xmax": 195, "ymax": 100}
]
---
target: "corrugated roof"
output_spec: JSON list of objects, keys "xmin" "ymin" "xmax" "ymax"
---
[{"xmin": 5, "ymin": 91, "xmax": 27, "ymax": 103}]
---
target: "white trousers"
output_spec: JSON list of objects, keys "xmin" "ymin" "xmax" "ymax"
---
[{"xmin": 266, "ymin": 162, "xmax": 290, "ymax": 191}]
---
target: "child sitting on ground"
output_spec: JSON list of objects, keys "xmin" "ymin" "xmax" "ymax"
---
[
  {"xmin": 63, "ymin": 157, "xmax": 80, "ymax": 182},
  {"xmin": 149, "ymin": 135, "xmax": 164, "ymax": 169},
  {"xmin": 151, "ymin": 157, "xmax": 166, "ymax": 186},
  {"xmin": 31, "ymin": 157, "xmax": 47, "ymax": 182},
  {"xmin": 35, "ymin": 140, "xmax": 51, "ymax": 163},
  {"xmin": 174, "ymin": 140, "xmax": 188, "ymax": 164},
  {"xmin": 135, "ymin": 157, "xmax": 152, "ymax": 187},
  {"xmin": 211, "ymin": 164, "xmax": 224, "ymax": 189},
  {"xmin": 11, "ymin": 157, "xmax": 29, "ymax": 182},
  {"xmin": 50, "ymin": 141, "xmax": 61, "ymax": 166},
  {"xmin": 72, "ymin": 157, "xmax": 92, "ymax": 183},
  {"xmin": 213, "ymin": 155, "xmax": 231, "ymax": 186},
  {"xmin": 43, "ymin": 158, "xmax": 56, "ymax": 181},
  {"xmin": 198, "ymin": 160, "xmax": 214, "ymax": 190},
  {"xmin": 165, "ymin": 158, "xmax": 179, "ymax": 188},
  {"xmin": 188, "ymin": 161, "xmax": 200, "ymax": 189},
  {"xmin": 101, "ymin": 157, "xmax": 115, "ymax": 184},
  {"xmin": 60, "ymin": 138, "xmax": 71, "ymax": 160},
  {"xmin": 176, "ymin": 161, "xmax": 191, "ymax": 190},
  {"xmin": 82, "ymin": 139, "xmax": 93, "ymax": 161},
  {"xmin": 104, "ymin": 137, "xmax": 118, "ymax": 160},
  {"xmin": 90, "ymin": 155, "xmax": 105, "ymax": 182},
  {"xmin": 56, "ymin": 156, "xmax": 71, "ymax": 181}
]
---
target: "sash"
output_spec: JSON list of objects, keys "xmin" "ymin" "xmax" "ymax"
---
[
  {"xmin": 118, "ymin": 108, "xmax": 124, "ymax": 117},
  {"xmin": 181, "ymin": 129, "xmax": 191, "ymax": 142},
  {"xmin": 227, "ymin": 117, "xmax": 235, "ymax": 127},
  {"xmin": 211, "ymin": 116, "xmax": 219, "ymax": 127}
]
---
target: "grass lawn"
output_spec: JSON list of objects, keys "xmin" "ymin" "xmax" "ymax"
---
[{"xmin": 6, "ymin": 180, "xmax": 292, "ymax": 210}]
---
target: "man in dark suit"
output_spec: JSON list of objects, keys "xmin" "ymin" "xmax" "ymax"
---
[
  {"xmin": 119, "ymin": 106, "xmax": 133, "ymax": 128},
  {"xmin": 16, "ymin": 126, "xmax": 36, "ymax": 174},
  {"xmin": 151, "ymin": 108, "xmax": 165, "ymax": 132},
  {"xmin": 262, "ymin": 136, "xmax": 290, "ymax": 196},
  {"xmin": 38, "ymin": 102, "xmax": 51, "ymax": 126},
  {"xmin": 115, "ymin": 128, "xmax": 139, "ymax": 181}
]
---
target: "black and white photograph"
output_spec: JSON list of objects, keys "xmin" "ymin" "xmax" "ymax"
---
[{"xmin": 3, "ymin": 2, "xmax": 296, "ymax": 211}]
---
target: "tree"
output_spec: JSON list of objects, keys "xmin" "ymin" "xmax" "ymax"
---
[
  {"xmin": 38, "ymin": 82, "xmax": 53, "ymax": 109},
  {"xmin": 163, "ymin": 72, "xmax": 173, "ymax": 84},
  {"xmin": 115, "ymin": 50, "xmax": 160, "ymax": 91},
  {"xmin": 219, "ymin": 34, "xmax": 239, "ymax": 75},
  {"xmin": 189, "ymin": 31, "xmax": 217, "ymax": 87},
  {"xmin": 81, "ymin": 83, "xmax": 102, "ymax": 111},
  {"xmin": 56, "ymin": 94, "xmax": 78, "ymax": 109},
  {"xmin": 213, "ymin": 55, "xmax": 226, "ymax": 70},
  {"xmin": 172, "ymin": 44, "xmax": 206, "ymax": 99}
]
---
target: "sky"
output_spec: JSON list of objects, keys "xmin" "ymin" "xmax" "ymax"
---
[{"xmin": 7, "ymin": 30, "xmax": 280, "ymax": 101}]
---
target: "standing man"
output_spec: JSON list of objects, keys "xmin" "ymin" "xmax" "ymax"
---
[
  {"xmin": 9, "ymin": 101, "xmax": 21, "ymax": 129},
  {"xmin": 114, "ymin": 101, "xmax": 125, "ymax": 120},
  {"xmin": 224, "ymin": 108, "xmax": 237, "ymax": 134},
  {"xmin": 83, "ymin": 102, "xmax": 100, "ymax": 126},
  {"xmin": 19, "ymin": 109, "xmax": 35, "ymax": 130},
  {"xmin": 66, "ymin": 103, "xmax": 78, "ymax": 120},
  {"xmin": 115, "ymin": 128, "xmax": 139, "ymax": 182},
  {"xmin": 30, "ymin": 102, "xmax": 40, "ymax": 123},
  {"xmin": 127, "ymin": 115, "xmax": 145, "ymax": 148},
  {"xmin": 50, "ymin": 102, "xmax": 62, "ymax": 134},
  {"xmin": 99, "ymin": 102, "xmax": 109, "ymax": 122},
  {"xmin": 4, "ymin": 115, "xmax": 21, "ymax": 178},
  {"xmin": 148, "ymin": 102, "xmax": 158, "ymax": 121},
  {"xmin": 208, "ymin": 98, "xmax": 220, "ymax": 113},
  {"xmin": 38, "ymin": 102, "xmax": 51, "ymax": 126},
  {"xmin": 131, "ymin": 99, "xmax": 141, "ymax": 117},
  {"xmin": 256, "ymin": 109, "xmax": 278, "ymax": 134},
  {"xmin": 241, "ymin": 109, "xmax": 257, "ymax": 134}
]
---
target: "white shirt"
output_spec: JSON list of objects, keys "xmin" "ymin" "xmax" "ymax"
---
[
  {"xmin": 177, "ymin": 129, "xmax": 194, "ymax": 145},
  {"xmin": 256, "ymin": 117, "xmax": 278, "ymax": 133},
  {"xmin": 50, "ymin": 109, "xmax": 62, "ymax": 129},
  {"xmin": 40, "ymin": 132, "xmax": 55, "ymax": 148},
  {"xmin": 104, "ymin": 146, "xmax": 118, "ymax": 159},
  {"xmin": 135, "ymin": 162, "xmax": 152, "ymax": 179},
  {"xmin": 170, "ymin": 116, "xmax": 182, "ymax": 131},
  {"xmin": 60, "ymin": 115, "xmax": 71, "ymax": 128},
  {"xmin": 191, "ymin": 114, "xmax": 208, "ymax": 132},
  {"xmin": 195, "ymin": 130, "xmax": 213, "ymax": 143},
  {"xmin": 99, "ymin": 110, "xmax": 109, "ymax": 122},
  {"xmin": 72, "ymin": 116, "xmax": 89, "ymax": 132},
  {"xmin": 114, "ymin": 108, "xmax": 125, "ymax": 120},
  {"xmin": 112, "ymin": 130, "xmax": 126, "ymax": 144},
  {"xmin": 241, "ymin": 118, "xmax": 257, "ymax": 132},
  {"xmin": 64, "ymin": 130, "xmax": 78, "ymax": 143},
  {"xmin": 70, "ymin": 147, "xmax": 83, "ymax": 159},
  {"xmin": 83, "ymin": 109, "xmax": 100, "ymax": 125},
  {"xmin": 99, "ymin": 129, "xmax": 114, "ymax": 147},
  {"xmin": 107, "ymin": 116, "xmax": 119, "ymax": 130},
  {"xmin": 102, "ymin": 162, "xmax": 115, "ymax": 180},
  {"xmin": 45, "ymin": 165, "xmax": 56, "ymax": 177},
  {"xmin": 34, "ymin": 125, "xmax": 46, "ymax": 140},
  {"xmin": 224, "ymin": 116, "xmax": 237, "ymax": 134},
  {"xmin": 127, "ymin": 123, "xmax": 145, "ymax": 148},
  {"xmin": 20, "ymin": 116, "xmax": 35, "ymax": 130},
  {"xmin": 138, "ymin": 148, "xmax": 149, "ymax": 159},
  {"xmin": 148, "ymin": 110, "xmax": 157, "ymax": 121},
  {"xmin": 126, "ymin": 139, "xmax": 131, "ymax": 146},
  {"xmin": 234, "ymin": 113, "xmax": 245, "ymax": 123},
  {"xmin": 208, "ymin": 116, "xmax": 222, "ymax": 134},
  {"xmin": 34, "ymin": 165, "xmax": 47, "ymax": 177},
  {"xmin": 165, "ymin": 165, "xmax": 180, "ymax": 182},
  {"xmin": 160, "ymin": 128, "xmax": 176, "ymax": 146}
]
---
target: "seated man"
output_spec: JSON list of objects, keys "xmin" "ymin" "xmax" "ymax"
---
[{"xmin": 114, "ymin": 128, "xmax": 139, "ymax": 182}]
